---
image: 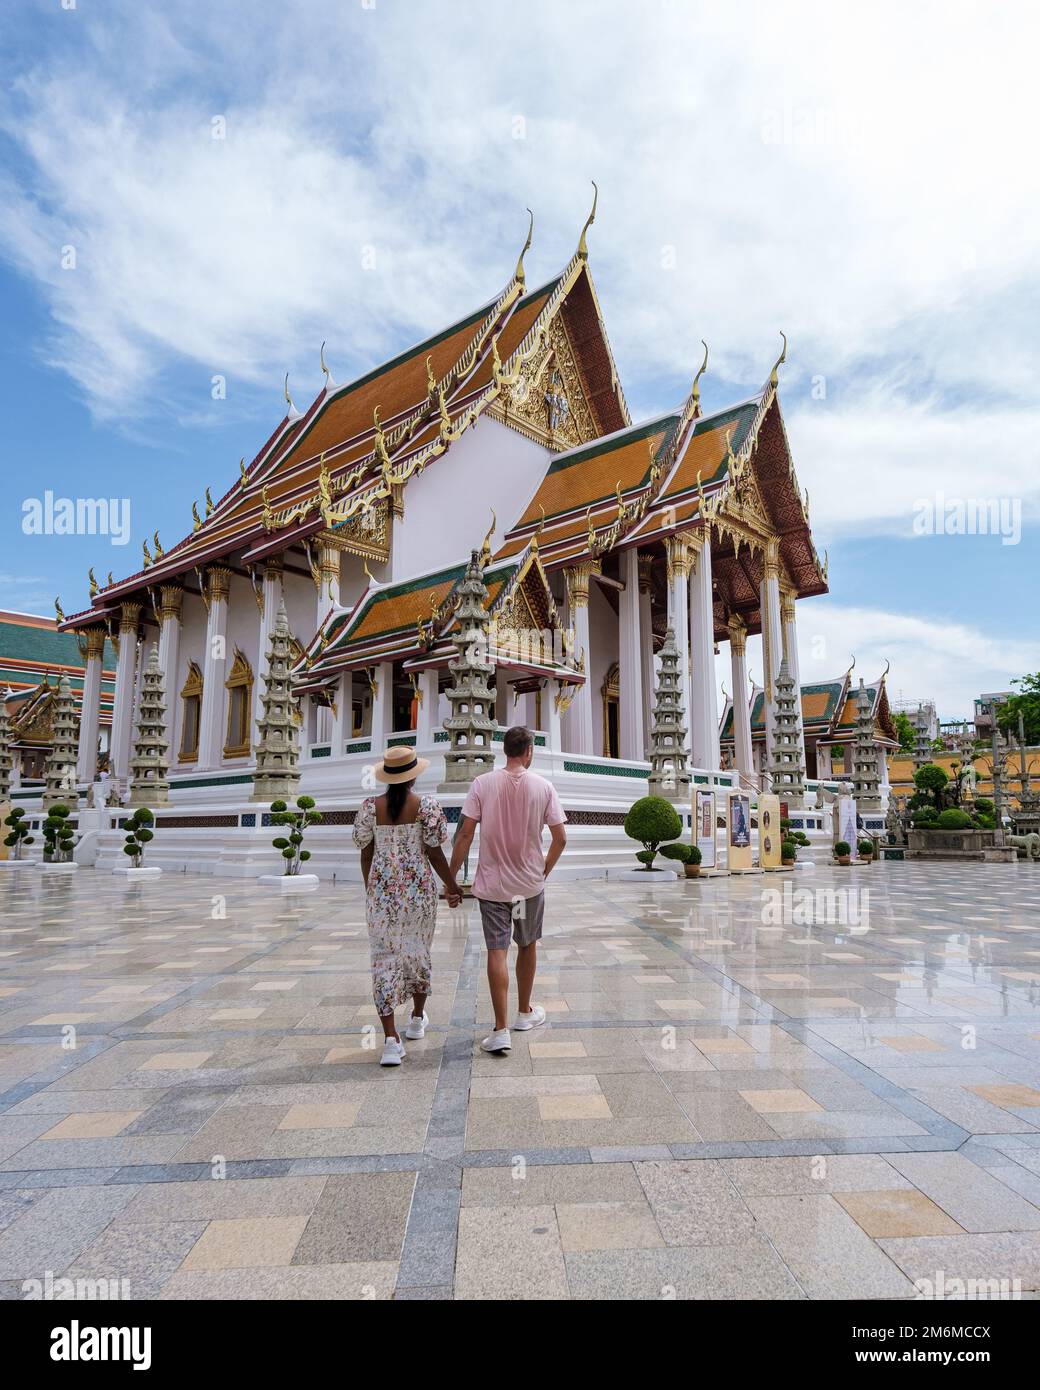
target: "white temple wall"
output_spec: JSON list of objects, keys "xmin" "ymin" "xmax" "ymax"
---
[
  {"xmin": 389, "ymin": 420, "xmax": 549, "ymax": 581},
  {"xmin": 340, "ymin": 552, "xmax": 390, "ymax": 613},
  {"xmin": 282, "ymin": 570, "xmax": 317, "ymax": 648},
  {"xmin": 174, "ymin": 593, "xmax": 207, "ymax": 764},
  {"xmin": 223, "ymin": 573, "xmax": 260, "ymax": 764}
]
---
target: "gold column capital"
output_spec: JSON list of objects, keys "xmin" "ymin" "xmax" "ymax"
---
[
  {"xmin": 159, "ymin": 584, "xmax": 184, "ymax": 623},
  {"xmin": 780, "ymin": 589, "xmax": 797, "ymax": 625},
  {"xmin": 205, "ymin": 566, "xmax": 232, "ymax": 604},
  {"xmin": 564, "ymin": 560, "xmax": 601, "ymax": 610},
  {"xmin": 84, "ymin": 626, "xmax": 107, "ymax": 659},
  {"xmin": 664, "ymin": 534, "xmax": 694, "ymax": 583},
  {"xmin": 264, "ymin": 555, "xmax": 284, "ymax": 580},
  {"xmin": 637, "ymin": 554, "xmax": 654, "ymax": 593},
  {"xmin": 119, "ymin": 601, "xmax": 142, "ymax": 633},
  {"xmin": 727, "ymin": 613, "xmax": 747, "ymax": 654},
  {"xmin": 763, "ymin": 537, "xmax": 781, "ymax": 580}
]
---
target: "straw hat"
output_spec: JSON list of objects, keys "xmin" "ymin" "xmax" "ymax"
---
[{"xmin": 374, "ymin": 745, "xmax": 430, "ymax": 784}]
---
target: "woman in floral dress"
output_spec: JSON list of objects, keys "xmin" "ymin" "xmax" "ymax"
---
[{"xmin": 353, "ymin": 745, "xmax": 461, "ymax": 1066}]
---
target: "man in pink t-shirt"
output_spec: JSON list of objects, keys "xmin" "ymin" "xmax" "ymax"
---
[{"xmin": 449, "ymin": 726, "xmax": 567, "ymax": 1055}]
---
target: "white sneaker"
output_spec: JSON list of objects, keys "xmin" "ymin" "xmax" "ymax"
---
[
  {"xmin": 380, "ymin": 1037, "xmax": 406, "ymax": 1066},
  {"xmin": 512, "ymin": 1005, "xmax": 546, "ymax": 1031},
  {"xmin": 404, "ymin": 1012, "xmax": 428, "ymax": 1040},
  {"xmin": 480, "ymin": 1028, "xmax": 511, "ymax": 1054}
]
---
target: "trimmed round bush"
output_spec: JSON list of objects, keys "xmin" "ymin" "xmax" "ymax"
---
[
  {"xmin": 834, "ymin": 841, "xmax": 851, "ymax": 858},
  {"xmin": 688, "ymin": 845, "xmax": 702, "ymax": 866},
  {"xmin": 635, "ymin": 850, "xmax": 656, "ymax": 867},
  {"xmin": 660, "ymin": 842, "xmax": 692, "ymax": 864},
  {"xmin": 781, "ymin": 839, "xmax": 798, "ymax": 861},
  {"xmin": 936, "ymin": 808, "xmax": 972, "ymax": 829},
  {"xmin": 858, "ymin": 839, "xmax": 875, "ymax": 856},
  {"xmin": 624, "ymin": 796, "xmax": 683, "ymax": 869}
]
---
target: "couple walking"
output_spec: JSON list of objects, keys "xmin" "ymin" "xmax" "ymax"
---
[{"xmin": 352, "ymin": 726, "xmax": 567, "ymax": 1066}]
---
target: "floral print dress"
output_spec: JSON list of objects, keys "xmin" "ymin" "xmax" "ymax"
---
[{"xmin": 352, "ymin": 795, "xmax": 450, "ymax": 1016}]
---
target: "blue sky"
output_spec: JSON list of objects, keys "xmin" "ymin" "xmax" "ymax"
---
[{"xmin": 0, "ymin": 0, "xmax": 1037, "ymax": 718}]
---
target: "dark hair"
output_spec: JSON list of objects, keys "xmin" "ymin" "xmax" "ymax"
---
[
  {"xmin": 385, "ymin": 779, "xmax": 414, "ymax": 824},
  {"xmin": 503, "ymin": 725, "xmax": 534, "ymax": 759}
]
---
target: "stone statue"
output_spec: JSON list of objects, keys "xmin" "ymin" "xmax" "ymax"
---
[{"xmin": 1007, "ymin": 832, "xmax": 1040, "ymax": 862}]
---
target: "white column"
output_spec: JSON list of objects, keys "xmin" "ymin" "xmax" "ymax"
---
[
  {"xmin": 689, "ymin": 532, "xmax": 720, "ymax": 770},
  {"xmin": 545, "ymin": 678, "xmax": 563, "ymax": 754},
  {"xmin": 110, "ymin": 601, "xmax": 141, "ymax": 790},
  {"xmin": 665, "ymin": 536, "xmax": 693, "ymax": 754},
  {"xmin": 638, "ymin": 555, "xmax": 654, "ymax": 754},
  {"xmin": 196, "ymin": 566, "xmax": 231, "ymax": 771},
  {"xmin": 617, "ymin": 548, "xmax": 643, "ymax": 761},
  {"xmin": 780, "ymin": 588, "xmax": 806, "ymax": 771},
  {"xmin": 156, "ymin": 585, "xmax": 183, "ymax": 759},
  {"xmin": 254, "ymin": 558, "xmax": 283, "ymax": 735},
  {"xmin": 315, "ymin": 544, "xmax": 340, "ymax": 743},
  {"xmin": 76, "ymin": 626, "xmax": 106, "ymax": 785},
  {"xmin": 760, "ymin": 541, "xmax": 783, "ymax": 764},
  {"xmin": 728, "ymin": 615, "xmax": 754, "ymax": 781},
  {"xmin": 367, "ymin": 661, "xmax": 392, "ymax": 750},
  {"xmin": 329, "ymin": 670, "xmax": 349, "ymax": 756},
  {"xmin": 416, "ymin": 668, "xmax": 440, "ymax": 746},
  {"xmin": 563, "ymin": 562, "xmax": 598, "ymax": 756}
]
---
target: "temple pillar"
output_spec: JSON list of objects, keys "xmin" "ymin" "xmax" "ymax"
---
[
  {"xmin": 329, "ymin": 671, "xmax": 350, "ymax": 756},
  {"xmin": 638, "ymin": 555, "xmax": 654, "ymax": 755},
  {"xmin": 156, "ymin": 585, "xmax": 183, "ymax": 758},
  {"xmin": 196, "ymin": 566, "xmax": 231, "ymax": 771},
  {"xmin": 110, "ymin": 601, "xmax": 141, "ymax": 789},
  {"xmin": 315, "ymin": 544, "xmax": 340, "ymax": 744},
  {"xmin": 563, "ymin": 561, "xmax": 599, "ymax": 756},
  {"xmin": 780, "ymin": 588, "xmax": 806, "ymax": 770},
  {"xmin": 367, "ymin": 662, "xmax": 392, "ymax": 751},
  {"xmin": 254, "ymin": 557, "xmax": 284, "ymax": 736},
  {"xmin": 759, "ymin": 540, "xmax": 783, "ymax": 764},
  {"xmin": 728, "ymin": 614, "xmax": 754, "ymax": 781},
  {"xmin": 617, "ymin": 548, "xmax": 643, "ymax": 761},
  {"xmin": 689, "ymin": 531, "xmax": 720, "ymax": 770},
  {"xmin": 665, "ymin": 535, "xmax": 694, "ymax": 754},
  {"xmin": 76, "ymin": 626, "xmax": 106, "ymax": 786},
  {"xmin": 416, "ymin": 669, "xmax": 440, "ymax": 746},
  {"xmin": 545, "ymin": 679, "xmax": 564, "ymax": 754}
]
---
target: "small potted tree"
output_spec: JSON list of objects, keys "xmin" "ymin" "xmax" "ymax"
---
[
  {"xmin": 660, "ymin": 841, "xmax": 701, "ymax": 879},
  {"xmin": 781, "ymin": 838, "xmax": 798, "ymax": 868},
  {"xmin": 1, "ymin": 807, "xmax": 35, "ymax": 868},
  {"xmin": 622, "ymin": 796, "xmax": 684, "ymax": 879},
  {"xmin": 857, "ymin": 837, "xmax": 876, "ymax": 864},
  {"xmin": 259, "ymin": 794, "xmax": 321, "ymax": 892},
  {"xmin": 113, "ymin": 807, "xmax": 162, "ymax": 880},
  {"xmin": 833, "ymin": 840, "xmax": 852, "ymax": 866},
  {"xmin": 38, "ymin": 804, "xmax": 77, "ymax": 874}
]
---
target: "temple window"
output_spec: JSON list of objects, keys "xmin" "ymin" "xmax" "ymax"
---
[
  {"xmin": 601, "ymin": 662, "xmax": 620, "ymax": 759},
  {"xmin": 179, "ymin": 661, "xmax": 203, "ymax": 762},
  {"xmin": 223, "ymin": 649, "xmax": 253, "ymax": 757}
]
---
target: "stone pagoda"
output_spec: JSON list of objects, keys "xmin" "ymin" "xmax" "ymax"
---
[
  {"xmin": 251, "ymin": 598, "xmax": 302, "ymax": 802},
  {"xmin": 438, "ymin": 550, "xmax": 497, "ymax": 790},
  {"xmin": 851, "ymin": 678, "xmax": 882, "ymax": 811},
  {"xmin": 129, "ymin": 646, "xmax": 170, "ymax": 807},
  {"xmin": 647, "ymin": 626, "xmax": 691, "ymax": 800},
  {"xmin": 768, "ymin": 656, "xmax": 806, "ymax": 807},
  {"xmin": 42, "ymin": 674, "xmax": 79, "ymax": 811},
  {"xmin": 0, "ymin": 701, "xmax": 12, "ymax": 801},
  {"xmin": 911, "ymin": 719, "xmax": 933, "ymax": 768}
]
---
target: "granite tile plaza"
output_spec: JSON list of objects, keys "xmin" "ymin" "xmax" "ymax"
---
[{"xmin": 1, "ymin": 862, "xmax": 1038, "ymax": 1301}]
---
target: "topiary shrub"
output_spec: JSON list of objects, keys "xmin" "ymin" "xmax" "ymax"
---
[
  {"xmin": 914, "ymin": 763, "xmax": 949, "ymax": 809},
  {"xmin": 858, "ymin": 838, "xmax": 875, "ymax": 858},
  {"xmin": 936, "ymin": 807, "xmax": 972, "ymax": 830},
  {"xmin": 781, "ymin": 838, "xmax": 798, "ymax": 862},
  {"xmin": 911, "ymin": 806, "xmax": 939, "ymax": 827},
  {"xmin": 122, "ymin": 808, "xmax": 155, "ymax": 867},
  {"xmin": 688, "ymin": 844, "xmax": 702, "ymax": 866},
  {"xmin": 973, "ymin": 797, "xmax": 994, "ymax": 817},
  {"xmin": 271, "ymin": 794, "xmax": 322, "ymax": 876},
  {"xmin": 975, "ymin": 813, "xmax": 996, "ymax": 829},
  {"xmin": 3, "ymin": 807, "xmax": 34, "ymax": 861},
  {"xmin": 660, "ymin": 842, "xmax": 692, "ymax": 867},
  {"xmin": 623, "ymin": 795, "xmax": 683, "ymax": 870},
  {"xmin": 834, "ymin": 840, "xmax": 851, "ymax": 860},
  {"xmin": 42, "ymin": 804, "xmax": 75, "ymax": 863}
]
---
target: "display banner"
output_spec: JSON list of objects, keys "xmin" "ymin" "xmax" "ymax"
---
[
  {"xmin": 695, "ymin": 789, "xmax": 716, "ymax": 869},
  {"xmin": 837, "ymin": 795, "xmax": 858, "ymax": 849},
  {"xmin": 758, "ymin": 793, "xmax": 782, "ymax": 870},
  {"xmin": 727, "ymin": 791, "xmax": 753, "ymax": 870}
]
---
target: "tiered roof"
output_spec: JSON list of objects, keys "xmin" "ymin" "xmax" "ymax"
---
[
  {"xmin": 720, "ymin": 671, "xmax": 898, "ymax": 747},
  {"xmin": 1, "ymin": 611, "xmax": 117, "ymax": 733}
]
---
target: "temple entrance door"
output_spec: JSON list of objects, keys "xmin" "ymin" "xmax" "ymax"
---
[{"xmin": 602, "ymin": 662, "xmax": 620, "ymax": 759}]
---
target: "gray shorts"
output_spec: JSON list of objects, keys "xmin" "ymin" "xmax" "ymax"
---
[{"xmin": 478, "ymin": 893, "xmax": 545, "ymax": 950}]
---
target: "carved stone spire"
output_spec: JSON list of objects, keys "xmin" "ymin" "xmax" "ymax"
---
[
  {"xmin": 0, "ymin": 700, "xmax": 12, "ymax": 802},
  {"xmin": 852, "ymin": 678, "xmax": 882, "ymax": 811},
  {"xmin": 43, "ymin": 674, "xmax": 80, "ymax": 810},
  {"xmin": 129, "ymin": 646, "xmax": 170, "ymax": 807},
  {"xmin": 647, "ymin": 627, "xmax": 691, "ymax": 801},
  {"xmin": 768, "ymin": 656, "xmax": 806, "ymax": 807},
  {"xmin": 251, "ymin": 598, "xmax": 301, "ymax": 802},
  {"xmin": 438, "ymin": 550, "xmax": 498, "ymax": 790}
]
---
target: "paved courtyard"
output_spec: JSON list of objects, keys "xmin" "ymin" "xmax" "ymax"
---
[{"xmin": 1, "ymin": 861, "xmax": 1039, "ymax": 1300}]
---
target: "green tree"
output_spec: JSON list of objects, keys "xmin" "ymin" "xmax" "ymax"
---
[
  {"xmin": 996, "ymin": 674, "xmax": 1040, "ymax": 746},
  {"xmin": 271, "ymin": 795, "xmax": 322, "ymax": 876},
  {"xmin": 624, "ymin": 796, "xmax": 682, "ymax": 870},
  {"xmin": 914, "ymin": 763, "xmax": 949, "ymax": 810},
  {"xmin": 893, "ymin": 711, "xmax": 916, "ymax": 753}
]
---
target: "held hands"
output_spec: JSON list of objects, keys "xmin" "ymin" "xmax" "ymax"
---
[{"xmin": 445, "ymin": 881, "xmax": 463, "ymax": 908}]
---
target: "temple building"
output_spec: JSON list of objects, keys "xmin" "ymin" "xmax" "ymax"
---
[
  {"xmin": 36, "ymin": 206, "xmax": 835, "ymax": 876},
  {"xmin": 0, "ymin": 609, "xmax": 116, "ymax": 785}
]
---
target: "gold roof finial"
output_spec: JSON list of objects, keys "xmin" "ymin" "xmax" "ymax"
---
[
  {"xmin": 426, "ymin": 355, "xmax": 437, "ymax": 400},
  {"xmin": 142, "ymin": 539, "xmax": 153, "ymax": 568},
  {"xmin": 372, "ymin": 407, "xmax": 392, "ymax": 474},
  {"xmin": 585, "ymin": 505, "xmax": 597, "ymax": 552},
  {"xmin": 515, "ymin": 207, "xmax": 534, "ymax": 285},
  {"xmin": 320, "ymin": 340, "xmax": 332, "ymax": 384},
  {"xmin": 691, "ymin": 339, "xmax": 709, "ymax": 416},
  {"xmin": 283, "ymin": 372, "xmax": 293, "ymax": 408},
  {"xmin": 239, "ymin": 457, "xmax": 248, "ymax": 485},
  {"xmin": 577, "ymin": 179, "xmax": 598, "ymax": 260},
  {"xmin": 881, "ymin": 658, "xmax": 891, "ymax": 683},
  {"xmin": 88, "ymin": 568, "xmax": 99, "ymax": 598},
  {"xmin": 480, "ymin": 507, "xmax": 497, "ymax": 567},
  {"xmin": 192, "ymin": 500, "xmax": 202, "ymax": 531},
  {"xmin": 363, "ymin": 557, "xmax": 376, "ymax": 585},
  {"xmin": 724, "ymin": 424, "xmax": 738, "ymax": 472},
  {"xmin": 696, "ymin": 469, "xmax": 707, "ymax": 513},
  {"xmin": 614, "ymin": 479, "xmax": 626, "ymax": 521},
  {"xmin": 769, "ymin": 331, "xmax": 787, "ymax": 389},
  {"xmin": 260, "ymin": 485, "xmax": 274, "ymax": 531},
  {"xmin": 530, "ymin": 504, "xmax": 546, "ymax": 554},
  {"xmin": 153, "ymin": 530, "xmax": 164, "ymax": 558},
  {"xmin": 107, "ymin": 571, "xmax": 113, "ymax": 586},
  {"xmin": 55, "ymin": 596, "xmax": 65, "ymax": 624},
  {"xmin": 205, "ymin": 487, "xmax": 214, "ymax": 516}
]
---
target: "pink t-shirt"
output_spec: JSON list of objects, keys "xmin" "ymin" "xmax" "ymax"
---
[{"xmin": 461, "ymin": 767, "xmax": 567, "ymax": 902}]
